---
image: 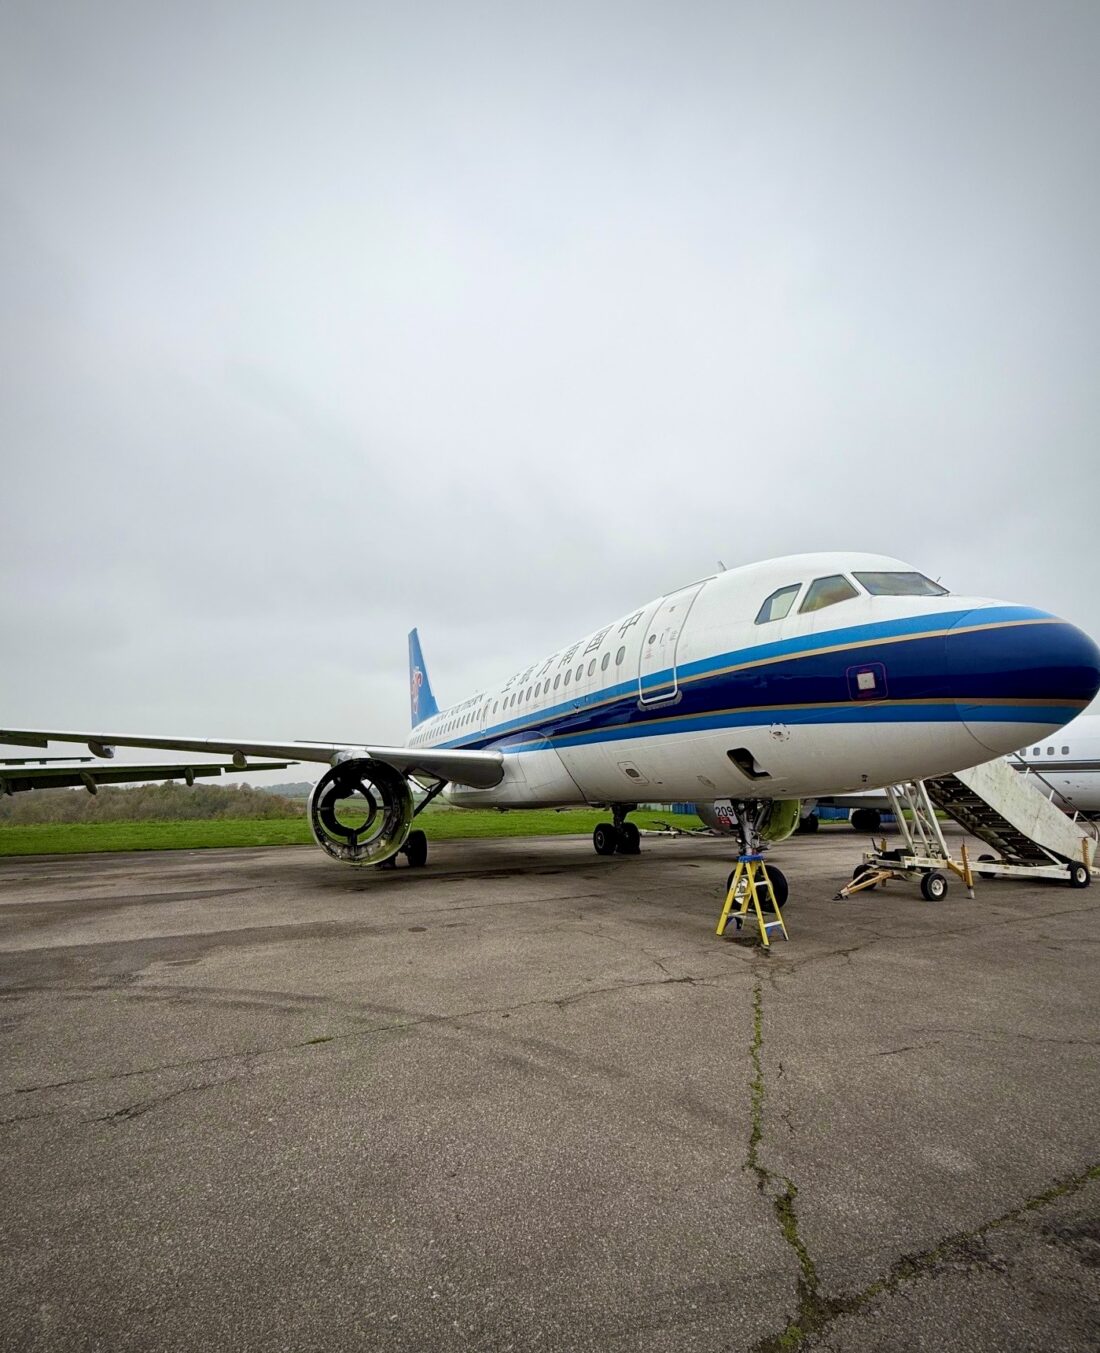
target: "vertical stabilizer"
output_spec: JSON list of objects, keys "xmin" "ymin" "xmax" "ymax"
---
[{"xmin": 408, "ymin": 628, "xmax": 440, "ymax": 728}]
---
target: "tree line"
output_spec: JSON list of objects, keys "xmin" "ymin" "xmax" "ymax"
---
[{"xmin": 0, "ymin": 782, "xmax": 302, "ymax": 825}]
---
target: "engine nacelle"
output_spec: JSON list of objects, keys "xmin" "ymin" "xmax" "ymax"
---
[
  {"xmin": 308, "ymin": 758, "xmax": 414, "ymax": 864},
  {"xmin": 695, "ymin": 798, "xmax": 801, "ymax": 844}
]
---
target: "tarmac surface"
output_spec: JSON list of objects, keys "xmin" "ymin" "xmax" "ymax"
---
[{"xmin": 1, "ymin": 826, "xmax": 1098, "ymax": 1352}]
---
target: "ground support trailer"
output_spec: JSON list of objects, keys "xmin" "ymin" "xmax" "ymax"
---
[{"xmin": 835, "ymin": 757, "xmax": 1097, "ymax": 901}]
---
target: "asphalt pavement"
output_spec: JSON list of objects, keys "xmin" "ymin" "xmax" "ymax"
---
[{"xmin": 1, "ymin": 825, "xmax": 1097, "ymax": 1351}]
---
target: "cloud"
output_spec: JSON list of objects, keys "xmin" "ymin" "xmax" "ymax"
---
[{"xmin": 2, "ymin": 0, "xmax": 1098, "ymax": 777}]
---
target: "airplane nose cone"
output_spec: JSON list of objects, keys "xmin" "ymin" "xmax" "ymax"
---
[{"xmin": 948, "ymin": 608, "xmax": 1100, "ymax": 756}]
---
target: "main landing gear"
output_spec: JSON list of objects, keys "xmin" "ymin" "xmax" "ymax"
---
[
  {"xmin": 376, "ymin": 828, "xmax": 429, "ymax": 870},
  {"xmin": 593, "ymin": 804, "xmax": 641, "ymax": 856}
]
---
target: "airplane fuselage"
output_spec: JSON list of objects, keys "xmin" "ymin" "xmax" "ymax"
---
[
  {"xmin": 406, "ymin": 552, "xmax": 1100, "ymax": 810},
  {"xmin": 1016, "ymin": 713, "xmax": 1100, "ymax": 817}
]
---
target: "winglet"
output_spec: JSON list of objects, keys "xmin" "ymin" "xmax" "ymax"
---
[{"xmin": 408, "ymin": 628, "xmax": 440, "ymax": 728}]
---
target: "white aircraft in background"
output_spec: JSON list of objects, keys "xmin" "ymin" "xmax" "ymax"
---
[
  {"xmin": 4, "ymin": 552, "xmax": 1099, "ymax": 905},
  {"xmin": 1015, "ymin": 711, "xmax": 1100, "ymax": 817}
]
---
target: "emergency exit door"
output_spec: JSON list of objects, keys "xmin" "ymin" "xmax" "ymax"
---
[{"xmin": 637, "ymin": 582, "xmax": 707, "ymax": 705}]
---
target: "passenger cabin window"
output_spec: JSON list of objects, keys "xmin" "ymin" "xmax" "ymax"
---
[
  {"xmin": 852, "ymin": 571, "xmax": 949, "ymax": 597},
  {"xmin": 615, "ymin": 646, "xmax": 625, "ymax": 665},
  {"xmin": 1062, "ymin": 746, "xmax": 1069, "ymax": 755},
  {"xmin": 755, "ymin": 584, "xmax": 800, "ymax": 625},
  {"xmin": 800, "ymin": 574, "xmax": 859, "ymax": 614},
  {"xmin": 601, "ymin": 653, "xmax": 610, "ymax": 671}
]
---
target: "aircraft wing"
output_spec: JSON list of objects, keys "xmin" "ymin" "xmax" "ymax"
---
[
  {"xmin": 0, "ymin": 729, "xmax": 505, "ymax": 790},
  {"xmin": 0, "ymin": 759, "xmax": 294, "ymax": 795}
]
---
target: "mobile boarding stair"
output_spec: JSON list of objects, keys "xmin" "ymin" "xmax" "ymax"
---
[{"xmin": 837, "ymin": 756, "xmax": 1098, "ymax": 901}]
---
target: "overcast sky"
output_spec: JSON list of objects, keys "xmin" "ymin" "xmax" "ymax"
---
[{"xmin": 3, "ymin": 1, "xmax": 1098, "ymax": 783}]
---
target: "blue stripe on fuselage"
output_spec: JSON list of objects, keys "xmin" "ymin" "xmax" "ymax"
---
[{"xmin": 422, "ymin": 607, "xmax": 1075, "ymax": 754}]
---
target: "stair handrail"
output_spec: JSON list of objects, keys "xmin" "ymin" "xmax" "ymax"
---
[{"xmin": 1009, "ymin": 753, "xmax": 1100, "ymax": 842}]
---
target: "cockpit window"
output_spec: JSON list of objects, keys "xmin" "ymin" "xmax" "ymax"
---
[
  {"xmin": 853, "ymin": 571, "xmax": 949, "ymax": 597},
  {"xmin": 755, "ymin": 584, "xmax": 800, "ymax": 624},
  {"xmin": 800, "ymin": 574, "xmax": 859, "ymax": 614}
]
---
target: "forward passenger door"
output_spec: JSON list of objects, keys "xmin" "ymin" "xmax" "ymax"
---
[{"xmin": 637, "ymin": 582, "xmax": 708, "ymax": 706}]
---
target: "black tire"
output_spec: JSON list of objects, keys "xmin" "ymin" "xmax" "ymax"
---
[
  {"xmin": 725, "ymin": 866, "xmax": 787, "ymax": 912},
  {"xmin": 617, "ymin": 822, "xmax": 641, "ymax": 855},
  {"xmin": 797, "ymin": 813, "xmax": 820, "ymax": 834},
  {"xmin": 404, "ymin": 829, "xmax": 428, "ymax": 868},
  {"xmin": 761, "ymin": 864, "xmax": 789, "ymax": 909},
  {"xmin": 977, "ymin": 853, "xmax": 998, "ymax": 882},
  {"xmin": 920, "ymin": 870, "xmax": 948, "ymax": 901},
  {"xmin": 851, "ymin": 862, "xmax": 878, "ymax": 891},
  {"xmin": 1067, "ymin": 861, "xmax": 1091, "ymax": 889},
  {"xmin": 851, "ymin": 809, "xmax": 882, "ymax": 833},
  {"xmin": 593, "ymin": 823, "xmax": 619, "ymax": 856}
]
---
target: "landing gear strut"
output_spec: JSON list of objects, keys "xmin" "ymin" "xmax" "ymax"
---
[
  {"xmin": 592, "ymin": 804, "xmax": 641, "ymax": 856},
  {"xmin": 719, "ymin": 799, "xmax": 792, "ymax": 912}
]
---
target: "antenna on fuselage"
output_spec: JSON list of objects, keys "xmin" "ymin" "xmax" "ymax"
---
[{"xmin": 717, "ymin": 560, "xmax": 727, "ymax": 572}]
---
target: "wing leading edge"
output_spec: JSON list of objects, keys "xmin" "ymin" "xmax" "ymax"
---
[{"xmin": 0, "ymin": 729, "xmax": 505, "ymax": 790}]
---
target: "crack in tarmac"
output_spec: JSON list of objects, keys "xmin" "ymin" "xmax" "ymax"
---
[
  {"xmin": 744, "ymin": 975, "xmax": 1100, "ymax": 1351},
  {"xmin": 3, "ymin": 971, "xmax": 717, "ymax": 1106},
  {"xmin": 743, "ymin": 978, "xmax": 825, "ymax": 1348},
  {"xmin": 904, "ymin": 1024, "xmax": 1100, "ymax": 1048},
  {"xmin": 769, "ymin": 899, "xmax": 1100, "ymax": 975},
  {"xmin": 95, "ymin": 1076, "xmax": 243, "ymax": 1123}
]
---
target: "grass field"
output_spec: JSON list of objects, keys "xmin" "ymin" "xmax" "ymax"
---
[{"xmin": 0, "ymin": 808, "xmax": 706, "ymax": 857}]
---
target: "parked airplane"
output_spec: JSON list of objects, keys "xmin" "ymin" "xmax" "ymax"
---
[
  {"xmin": 1015, "ymin": 711, "xmax": 1100, "ymax": 817},
  {"xmin": 4, "ymin": 552, "xmax": 1098, "ymax": 904}
]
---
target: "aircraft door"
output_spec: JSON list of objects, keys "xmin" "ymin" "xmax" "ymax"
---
[{"xmin": 638, "ymin": 582, "xmax": 706, "ymax": 705}]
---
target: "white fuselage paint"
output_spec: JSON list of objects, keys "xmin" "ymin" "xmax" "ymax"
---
[
  {"xmin": 405, "ymin": 552, "xmax": 1098, "ymax": 811},
  {"xmin": 1015, "ymin": 713, "xmax": 1100, "ymax": 817}
]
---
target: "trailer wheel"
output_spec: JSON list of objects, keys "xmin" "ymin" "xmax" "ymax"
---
[
  {"xmin": 1068, "ymin": 861, "xmax": 1091, "ymax": 889},
  {"xmin": 851, "ymin": 862, "xmax": 878, "ymax": 891},
  {"xmin": 920, "ymin": 870, "xmax": 948, "ymax": 901},
  {"xmin": 977, "ymin": 853, "xmax": 998, "ymax": 881}
]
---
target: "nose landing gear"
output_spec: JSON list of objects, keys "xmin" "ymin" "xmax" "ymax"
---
[{"xmin": 714, "ymin": 800, "xmax": 794, "ymax": 938}]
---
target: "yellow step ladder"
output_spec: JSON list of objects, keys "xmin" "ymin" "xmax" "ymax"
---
[{"xmin": 716, "ymin": 854, "xmax": 789, "ymax": 946}]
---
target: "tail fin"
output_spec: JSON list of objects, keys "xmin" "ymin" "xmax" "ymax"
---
[{"xmin": 408, "ymin": 628, "xmax": 440, "ymax": 728}]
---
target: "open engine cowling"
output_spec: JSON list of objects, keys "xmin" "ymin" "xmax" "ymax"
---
[{"xmin": 308, "ymin": 759, "xmax": 414, "ymax": 864}]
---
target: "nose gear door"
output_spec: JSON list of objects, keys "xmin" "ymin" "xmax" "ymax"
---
[{"xmin": 638, "ymin": 581, "xmax": 707, "ymax": 705}]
